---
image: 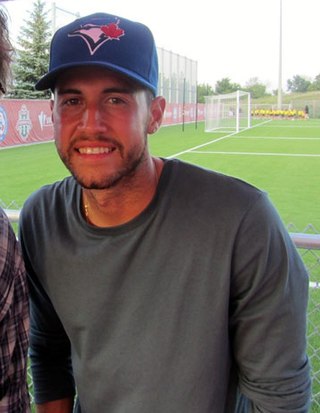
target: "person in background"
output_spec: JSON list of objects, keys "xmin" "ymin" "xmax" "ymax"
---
[
  {"xmin": 19, "ymin": 12, "xmax": 311, "ymax": 413},
  {"xmin": 0, "ymin": 5, "xmax": 30, "ymax": 413}
]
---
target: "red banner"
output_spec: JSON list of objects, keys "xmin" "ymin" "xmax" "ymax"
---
[
  {"xmin": 0, "ymin": 99, "xmax": 53, "ymax": 148},
  {"xmin": 162, "ymin": 103, "xmax": 205, "ymax": 125},
  {"xmin": 0, "ymin": 100, "xmax": 205, "ymax": 148}
]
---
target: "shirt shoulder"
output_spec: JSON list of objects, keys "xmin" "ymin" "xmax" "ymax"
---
[
  {"xmin": 20, "ymin": 176, "xmax": 78, "ymax": 224},
  {"xmin": 23, "ymin": 176, "xmax": 76, "ymax": 209},
  {"xmin": 164, "ymin": 159, "xmax": 266, "ymax": 218}
]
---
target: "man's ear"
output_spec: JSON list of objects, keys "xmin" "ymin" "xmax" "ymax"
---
[{"xmin": 147, "ymin": 96, "xmax": 166, "ymax": 134}]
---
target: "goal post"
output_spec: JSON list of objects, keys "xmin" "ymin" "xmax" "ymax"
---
[{"xmin": 205, "ymin": 90, "xmax": 251, "ymax": 133}]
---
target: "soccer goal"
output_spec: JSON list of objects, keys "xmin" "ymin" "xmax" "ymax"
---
[{"xmin": 205, "ymin": 90, "xmax": 251, "ymax": 133}]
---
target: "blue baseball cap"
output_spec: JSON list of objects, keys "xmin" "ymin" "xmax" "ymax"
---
[{"xmin": 35, "ymin": 12, "xmax": 158, "ymax": 95}]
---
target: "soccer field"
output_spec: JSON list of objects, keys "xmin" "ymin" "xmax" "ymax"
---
[{"xmin": 1, "ymin": 118, "xmax": 320, "ymax": 231}]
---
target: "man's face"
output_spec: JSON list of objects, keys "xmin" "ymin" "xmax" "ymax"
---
[{"xmin": 51, "ymin": 66, "xmax": 157, "ymax": 190}]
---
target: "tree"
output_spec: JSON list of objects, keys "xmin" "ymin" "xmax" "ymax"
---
[
  {"xmin": 215, "ymin": 78, "xmax": 241, "ymax": 95},
  {"xmin": 308, "ymin": 74, "xmax": 320, "ymax": 91},
  {"xmin": 11, "ymin": 0, "xmax": 51, "ymax": 99},
  {"xmin": 244, "ymin": 77, "xmax": 268, "ymax": 99},
  {"xmin": 287, "ymin": 75, "xmax": 311, "ymax": 93},
  {"xmin": 197, "ymin": 83, "xmax": 214, "ymax": 103}
]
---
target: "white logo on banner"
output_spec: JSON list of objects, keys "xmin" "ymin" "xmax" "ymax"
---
[
  {"xmin": 38, "ymin": 111, "xmax": 52, "ymax": 130},
  {"xmin": 16, "ymin": 104, "xmax": 32, "ymax": 141},
  {"xmin": 0, "ymin": 106, "xmax": 8, "ymax": 142}
]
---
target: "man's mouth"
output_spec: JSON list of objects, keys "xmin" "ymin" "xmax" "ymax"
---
[{"xmin": 77, "ymin": 146, "xmax": 116, "ymax": 155}]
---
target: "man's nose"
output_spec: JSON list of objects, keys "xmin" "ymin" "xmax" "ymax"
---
[{"xmin": 78, "ymin": 105, "xmax": 107, "ymax": 132}]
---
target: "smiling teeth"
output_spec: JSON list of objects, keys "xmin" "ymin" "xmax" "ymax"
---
[{"xmin": 78, "ymin": 147, "xmax": 113, "ymax": 154}]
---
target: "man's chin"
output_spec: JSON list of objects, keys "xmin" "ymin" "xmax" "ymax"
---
[
  {"xmin": 65, "ymin": 148, "xmax": 147, "ymax": 190},
  {"xmin": 72, "ymin": 172, "xmax": 125, "ymax": 190}
]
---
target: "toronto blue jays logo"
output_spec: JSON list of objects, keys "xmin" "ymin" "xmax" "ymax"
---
[{"xmin": 68, "ymin": 18, "xmax": 125, "ymax": 55}]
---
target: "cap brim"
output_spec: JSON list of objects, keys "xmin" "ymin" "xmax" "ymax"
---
[{"xmin": 35, "ymin": 62, "xmax": 157, "ymax": 96}]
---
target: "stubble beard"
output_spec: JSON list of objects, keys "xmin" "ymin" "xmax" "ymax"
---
[{"xmin": 58, "ymin": 137, "xmax": 148, "ymax": 190}]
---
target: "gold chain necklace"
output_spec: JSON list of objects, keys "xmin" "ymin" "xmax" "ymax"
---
[
  {"xmin": 84, "ymin": 202, "xmax": 89, "ymax": 222},
  {"xmin": 83, "ymin": 158, "xmax": 160, "ymax": 224}
]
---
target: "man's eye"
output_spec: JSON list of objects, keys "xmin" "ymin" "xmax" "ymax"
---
[
  {"xmin": 65, "ymin": 98, "xmax": 80, "ymax": 106},
  {"xmin": 60, "ymin": 97, "xmax": 81, "ymax": 107},
  {"xmin": 108, "ymin": 96, "xmax": 125, "ymax": 105}
]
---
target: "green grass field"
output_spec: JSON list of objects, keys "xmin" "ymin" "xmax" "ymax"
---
[
  {"xmin": 2, "ymin": 118, "xmax": 320, "ymax": 410},
  {"xmin": 1, "ymin": 118, "xmax": 320, "ymax": 231}
]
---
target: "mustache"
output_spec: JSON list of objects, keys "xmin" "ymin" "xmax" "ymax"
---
[{"xmin": 69, "ymin": 134, "xmax": 124, "ymax": 151}]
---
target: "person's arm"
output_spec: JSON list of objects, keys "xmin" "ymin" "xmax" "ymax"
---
[
  {"xmin": 19, "ymin": 193, "xmax": 76, "ymax": 408},
  {"xmin": 0, "ymin": 213, "xmax": 16, "ymax": 405},
  {"xmin": 36, "ymin": 397, "xmax": 74, "ymax": 413},
  {"xmin": 18, "ymin": 205, "xmax": 76, "ymax": 407},
  {"xmin": 27, "ymin": 268, "xmax": 76, "ymax": 407},
  {"xmin": 230, "ymin": 192, "xmax": 311, "ymax": 412},
  {"xmin": 0, "ymin": 210, "xmax": 30, "ymax": 411}
]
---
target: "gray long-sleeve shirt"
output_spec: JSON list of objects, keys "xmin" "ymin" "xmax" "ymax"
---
[{"xmin": 20, "ymin": 159, "xmax": 311, "ymax": 412}]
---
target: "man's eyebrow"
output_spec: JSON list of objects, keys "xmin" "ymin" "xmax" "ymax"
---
[
  {"xmin": 102, "ymin": 87, "xmax": 138, "ymax": 95},
  {"xmin": 57, "ymin": 88, "xmax": 81, "ymax": 95}
]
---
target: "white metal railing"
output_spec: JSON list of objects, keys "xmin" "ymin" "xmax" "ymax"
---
[
  {"xmin": 290, "ymin": 232, "xmax": 320, "ymax": 250},
  {"xmin": 4, "ymin": 209, "xmax": 20, "ymax": 223},
  {"xmin": 5, "ymin": 209, "xmax": 320, "ymax": 249}
]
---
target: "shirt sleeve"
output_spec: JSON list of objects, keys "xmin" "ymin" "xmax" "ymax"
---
[
  {"xmin": 229, "ymin": 192, "xmax": 311, "ymax": 412},
  {"xmin": 27, "ymin": 269, "xmax": 76, "ymax": 404},
  {"xmin": 18, "ymin": 221, "xmax": 76, "ymax": 406},
  {"xmin": 0, "ymin": 210, "xmax": 30, "ymax": 412}
]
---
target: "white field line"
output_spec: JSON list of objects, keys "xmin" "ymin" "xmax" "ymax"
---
[
  {"xmin": 191, "ymin": 150, "xmax": 320, "ymax": 157},
  {"xmin": 264, "ymin": 124, "xmax": 320, "ymax": 128},
  {"xmin": 234, "ymin": 136, "xmax": 320, "ymax": 140},
  {"xmin": 168, "ymin": 120, "xmax": 271, "ymax": 159}
]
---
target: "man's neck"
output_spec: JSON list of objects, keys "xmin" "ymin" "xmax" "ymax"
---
[{"xmin": 82, "ymin": 157, "xmax": 163, "ymax": 227}]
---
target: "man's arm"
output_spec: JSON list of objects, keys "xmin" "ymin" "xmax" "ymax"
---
[
  {"xmin": 27, "ymin": 271, "xmax": 76, "ymax": 406},
  {"xmin": 230, "ymin": 193, "xmax": 311, "ymax": 412},
  {"xmin": 36, "ymin": 397, "xmax": 74, "ymax": 413},
  {"xmin": 19, "ymin": 197, "xmax": 76, "ymax": 408}
]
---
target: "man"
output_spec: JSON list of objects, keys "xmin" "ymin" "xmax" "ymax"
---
[
  {"xmin": 19, "ymin": 12, "xmax": 311, "ymax": 413},
  {"xmin": 0, "ymin": 6, "xmax": 30, "ymax": 413}
]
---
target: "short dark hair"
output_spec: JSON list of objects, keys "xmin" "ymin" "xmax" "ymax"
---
[{"xmin": 0, "ymin": 7, "xmax": 13, "ymax": 95}]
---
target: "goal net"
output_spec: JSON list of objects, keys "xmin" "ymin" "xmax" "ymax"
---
[{"xmin": 205, "ymin": 90, "xmax": 251, "ymax": 133}]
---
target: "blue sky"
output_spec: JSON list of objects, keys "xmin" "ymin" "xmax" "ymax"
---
[{"xmin": 4, "ymin": 0, "xmax": 320, "ymax": 92}]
